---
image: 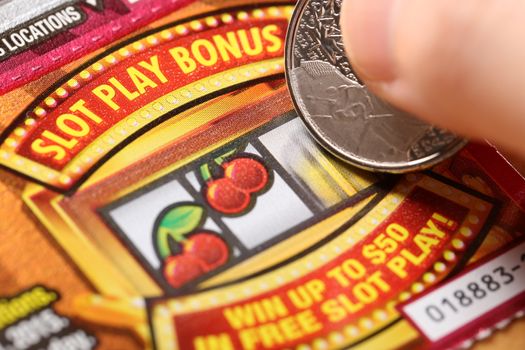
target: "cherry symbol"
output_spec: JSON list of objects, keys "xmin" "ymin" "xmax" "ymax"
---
[
  {"xmin": 184, "ymin": 233, "xmax": 229, "ymax": 270},
  {"xmin": 223, "ymin": 158, "xmax": 269, "ymax": 193},
  {"xmin": 163, "ymin": 254, "xmax": 206, "ymax": 288},
  {"xmin": 206, "ymin": 178, "xmax": 250, "ymax": 214}
]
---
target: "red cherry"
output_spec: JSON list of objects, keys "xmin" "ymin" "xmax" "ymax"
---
[
  {"xmin": 184, "ymin": 233, "xmax": 229, "ymax": 270},
  {"xmin": 163, "ymin": 254, "xmax": 206, "ymax": 288},
  {"xmin": 223, "ymin": 158, "xmax": 269, "ymax": 193},
  {"xmin": 206, "ymin": 178, "xmax": 250, "ymax": 214}
]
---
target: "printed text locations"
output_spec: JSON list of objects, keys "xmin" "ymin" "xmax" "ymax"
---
[{"xmin": 0, "ymin": 6, "xmax": 85, "ymax": 60}]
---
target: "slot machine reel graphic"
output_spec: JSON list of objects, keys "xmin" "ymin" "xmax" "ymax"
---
[
  {"xmin": 23, "ymin": 81, "xmax": 501, "ymax": 349},
  {"xmin": 153, "ymin": 151, "xmax": 274, "ymax": 290}
]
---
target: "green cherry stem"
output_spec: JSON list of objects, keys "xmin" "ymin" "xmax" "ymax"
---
[
  {"xmin": 157, "ymin": 231, "xmax": 172, "ymax": 260},
  {"xmin": 157, "ymin": 230, "xmax": 188, "ymax": 259},
  {"xmin": 200, "ymin": 164, "xmax": 213, "ymax": 182},
  {"xmin": 214, "ymin": 149, "xmax": 237, "ymax": 166}
]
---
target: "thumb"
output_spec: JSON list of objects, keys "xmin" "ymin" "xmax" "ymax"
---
[{"xmin": 341, "ymin": 0, "xmax": 525, "ymax": 157}]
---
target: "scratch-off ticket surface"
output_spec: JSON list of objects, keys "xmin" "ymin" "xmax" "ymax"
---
[{"xmin": 0, "ymin": 1, "xmax": 524, "ymax": 350}]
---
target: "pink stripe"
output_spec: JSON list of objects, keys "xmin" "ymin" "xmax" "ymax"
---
[{"xmin": 0, "ymin": 0, "xmax": 195, "ymax": 94}]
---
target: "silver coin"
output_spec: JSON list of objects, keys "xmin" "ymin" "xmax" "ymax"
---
[{"xmin": 285, "ymin": 0, "xmax": 467, "ymax": 173}]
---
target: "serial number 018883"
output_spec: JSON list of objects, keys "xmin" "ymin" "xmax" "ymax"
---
[
  {"xmin": 424, "ymin": 265, "xmax": 519, "ymax": 323},
  {"xmin": 401, "ymin": 241, "xmax": 525, "ymax": 342}
]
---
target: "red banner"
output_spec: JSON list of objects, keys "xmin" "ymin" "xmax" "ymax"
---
[
  {"xmin": 166, "ymin": 187, "xmax": 469, "ymax": 350},
  {"xmin": 15, "ymin": 18, "xmax": 286, "ymax": 170}
]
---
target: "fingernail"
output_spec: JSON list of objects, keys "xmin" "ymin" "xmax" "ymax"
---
[{"xmin": 341, "ymin": 0, "xmax": 397, "ymax": 82}]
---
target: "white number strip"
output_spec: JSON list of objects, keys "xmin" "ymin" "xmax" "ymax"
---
[{"xmin": 401, "ymin": 241, "xmax": 525, "ymax": 342}]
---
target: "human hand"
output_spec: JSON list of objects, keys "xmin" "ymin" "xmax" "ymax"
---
[{"xmin": 340, "ymin": 0, "xmax": 525, "ymax": 157}]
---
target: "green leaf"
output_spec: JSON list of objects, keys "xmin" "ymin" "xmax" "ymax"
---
[
  {"xmin": 155, "ymin": 205, "xmax": 204, "ymax": 259},
  {"xmin": 159, "ymin": 205, "xmax": 204, "ymax": 233}
]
